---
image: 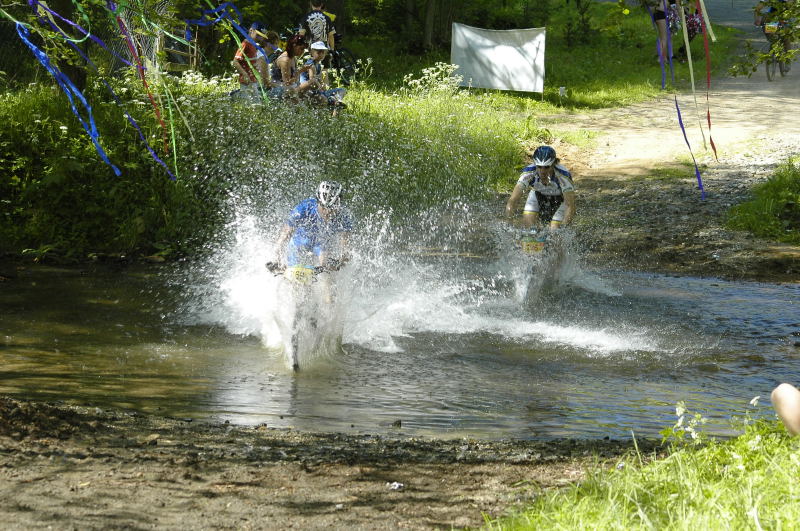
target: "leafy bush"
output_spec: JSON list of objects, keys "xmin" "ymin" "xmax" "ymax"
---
[{"xmin": 726, "ymin": 161, "xmax": 800, "ymax": 244}]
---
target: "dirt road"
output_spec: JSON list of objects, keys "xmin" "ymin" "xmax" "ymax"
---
[{"xmin": 554, "ymin": 5, "xmax": 800, "ymax": 282}]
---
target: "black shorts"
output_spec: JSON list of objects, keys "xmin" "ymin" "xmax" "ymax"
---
[{"xmin": 535, "ymin": 192, "xmax": 564, "ymax": 224}]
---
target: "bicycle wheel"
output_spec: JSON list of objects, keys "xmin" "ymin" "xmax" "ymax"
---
[
  {"xmin": 779, "ymin": 60, "xmax": 789, "ymax": 76},
  {"xmin": 766, "ymin": 56, "xmax": 776, "ymax": 81},
  {"xmin": 333, "ymin": 47, "xmax": 358, "ymax": 86}
]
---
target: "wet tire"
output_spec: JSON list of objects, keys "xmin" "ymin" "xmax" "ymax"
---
[
  {"xmin": 766, "ymin": 57, "xmax": 776, "ymax": 81},
  {"xmin": 333, "ymin": 48, "xmax": 358, "ymax": 86}
]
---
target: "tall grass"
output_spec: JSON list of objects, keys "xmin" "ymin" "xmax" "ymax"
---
[
  {"xmin": 0, "ymin": 1, "xmax": 741, "ymax": 258},
  {"xmin": 726, "ymin": 161, "xmax": 800, "ymax": 244},
  {"xmin": 485, "ymin": 417, "xmax": 800, "ymax": 530}
]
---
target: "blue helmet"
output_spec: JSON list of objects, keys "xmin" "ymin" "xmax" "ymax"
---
[
  {"xmin": 250, "ymin": 21, "xmax": 266, "ymax": 31},
  {"xmin": 532, "ymin": 145, "xmax": 556, "ymax": 167}
]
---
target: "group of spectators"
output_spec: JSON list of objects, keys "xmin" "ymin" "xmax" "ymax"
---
[{"xmin": 231, "ymin": 1, "xmax": 345, "ymax": 111}]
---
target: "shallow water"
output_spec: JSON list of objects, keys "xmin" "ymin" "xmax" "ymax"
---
[{"xmin": 1, "ymin": 257, "xmax": 797, "ymax": 440}]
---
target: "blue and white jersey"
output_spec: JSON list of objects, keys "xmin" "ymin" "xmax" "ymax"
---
[
  {"xmin": 287, "ymin": 197, "xmax": 353, "ymax": 251},
  {"xmin": 517, "ymin": 163, "xmax": 575, "ymax": 196},
  {"xmin": 299, "ymin": 59, "xmax": 322, "ymax": 85}
]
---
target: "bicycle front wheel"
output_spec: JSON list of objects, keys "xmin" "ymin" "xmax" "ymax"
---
[
  {"xmin": 779, "ymin": 60, "xmax": 789, "ymax": 76},
  {"xmin": 766, "ymin": 57, "xmax": 777, "ymax": 81},
  {"xmin": 333, "ymin": 48, "xmax": 358, "ymax": 86}
]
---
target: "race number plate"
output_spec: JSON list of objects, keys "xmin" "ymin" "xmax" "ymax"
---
[
  {"xmin": 519, "ymin": 237, "xmax": 546, "ymax": 254},
  {"xmin": 284, "ymin": 266, "xmax": 314, "ymax": 285},
  {"xmin": 764, "ymin": 22, "xmax": 779, "ymax": 33}
]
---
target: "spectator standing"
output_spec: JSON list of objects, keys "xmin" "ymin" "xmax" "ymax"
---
[{"xmin": 298, "ymin": 1, "xmax": 336, "ymax": 51}]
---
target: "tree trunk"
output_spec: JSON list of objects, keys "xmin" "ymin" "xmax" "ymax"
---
[
  {"xmin": 326, "ymin": 0, "xmax": 347, "ymax": 38},
  {"xmin": 48, "ymin": 0, "xmax": 87, "ymax": 90},
  {"xmin": 423, "ymin": 0, "xmax": 436, "ymax": 49}
]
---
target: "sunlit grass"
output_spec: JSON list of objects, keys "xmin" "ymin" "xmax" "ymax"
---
[
  {"xmin": 485, "ymin": 412, "xmax": 800, "ymax": 530},
  {"xmin": 726, "ymin": 160, "xmax": 800, "ymax": 244}
]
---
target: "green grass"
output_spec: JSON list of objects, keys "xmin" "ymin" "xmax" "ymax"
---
[
  {"xmin": 0, "ymin": 2, "xmax": 743, "ymax": 257},
  {"xmin": 485, "ymin": 417, "xmax": 800, "ymax": 530},
  {"xmin": 726, "ymin": 160, "xmax": 800, "ymax": 244},
  {"xmin": 643, "ymin": 161, "xmax": 708, "ymax": 182},
  {"xmin": 346, "ymin": 2, "xmax": 739, "ymax": 110}
]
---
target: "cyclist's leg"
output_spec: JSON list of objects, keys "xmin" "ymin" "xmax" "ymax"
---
[{"xmin": 522, "ymin": 190, "xmax": 541, "ymax": 229}]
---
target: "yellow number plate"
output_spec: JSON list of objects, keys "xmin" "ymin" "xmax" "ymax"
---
[
  {"xmin": 284, "ymin": 266, "xmax": 314, "ymax": 285},
  {"xmin": 765, "ymin": 22, "xmax": 779, "ymax": 33},
  {"xmin": 519, "ymin": 238, "xmax": 546, "ymax": 254}
]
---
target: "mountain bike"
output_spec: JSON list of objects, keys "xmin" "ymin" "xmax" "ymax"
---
[
  {"xmin": 330, "ymin": 47, "xmax": 358, "ymax": 86},
  {"xmin": 515, "ymin": 229, "xmax": 563, "ymax": 304},
  {"xmin": 266, "ymin": 259, "xmax": 344, "ymax": 371}
]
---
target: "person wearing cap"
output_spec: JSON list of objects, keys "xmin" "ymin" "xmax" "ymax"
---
[
  {"xmin": 231, "ymin": 22, "xmax": 272, "ymax": 98},
  {"xmin": 298, "ymin": 41, "xmax": 347, "ymax": 112},
  {"xmin": 298, "ymin": 1, "xmax": 336, "ymax": 51}
]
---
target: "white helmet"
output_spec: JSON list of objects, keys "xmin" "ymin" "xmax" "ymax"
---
[
  {"xmin": 316, "ymin": 181, "xmax": 342, "ymax": 209},
  {"xmin": 532, "ymin": 145, "xmax": 556, "ymax": 167}
]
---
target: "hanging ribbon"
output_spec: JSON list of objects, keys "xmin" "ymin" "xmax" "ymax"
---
[
  {"xmin": 678, "ymin": 0, "xmax": 707, "ymax": 150},
  {"xmin": 697, "ymin": 0, "xmax": 719, "ymax": 160},
  {"xmin": 674, "ymin": 96, "xmax": 706, "ymax": 200},
  {"xmin": 27, "ymin": 2, "xmax": 176, "ymax": 179},
  {"xmin": 27, "ymin": 0, "xmax": 136, "ymax": 67},
  {"xmin": 645, "ymin": 2, "xmax": 675, "ymax": 89},
  {"xmin": 16, "ymin": 22, "xmax": 121, "ymax": 176},
  {"xmin": 109, "ymin": 0, "xmax": 170, "ymax": 156}
]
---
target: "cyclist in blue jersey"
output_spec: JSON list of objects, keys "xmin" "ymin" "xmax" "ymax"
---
[
  {"xmin": 275, "ymin": 181, "xmax": 353, "ymax": 269},
  {"xmin": 505, "ymin": 145, "xmax": 576, "ymax": 231}
]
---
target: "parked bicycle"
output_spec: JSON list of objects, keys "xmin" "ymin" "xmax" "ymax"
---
[
  {"xmin": 761, "ymin": 21, "xmax": 792, "ymax": 81},
  {"xmin": 330, "ymin": 46, "xmax": 358, "ymax": 86}
]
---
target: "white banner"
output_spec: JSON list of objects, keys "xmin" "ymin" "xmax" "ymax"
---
[{"xmin": 450, "ymin": 22, "xmax": 546, "ymax": 93}]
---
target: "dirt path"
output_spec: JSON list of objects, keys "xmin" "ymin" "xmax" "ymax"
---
[{"xmin": 548, "ymin": 17, "xmax": 800, "ymax": 282}]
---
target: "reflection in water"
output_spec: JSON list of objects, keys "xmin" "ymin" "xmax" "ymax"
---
[{"xmin": 1, "ymin": 226, "xmax": 798, "ymax": 439}]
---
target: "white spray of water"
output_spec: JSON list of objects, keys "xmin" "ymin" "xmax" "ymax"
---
[{"xmin": 177, "ymin": 199, "xmax": 663, "ymax": 365}]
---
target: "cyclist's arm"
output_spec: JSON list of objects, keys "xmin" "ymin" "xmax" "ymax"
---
[
  {"xmin": 275, "ymin": 224, "xmax": 294, "ymax": 262},
  {"xmin": 562, "ymin": 191, "xmax": 576, "ymax": 226},
  {"xmin": 327, "ymin": 30, "xmax": 336, "ymax": 51},
  {"xmin": 505, "ymin": 182, "xmax": 527, "ymax": 217}
]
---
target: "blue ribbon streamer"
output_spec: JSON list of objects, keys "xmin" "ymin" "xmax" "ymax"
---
[
  {"xmin": 25, "ymin": 0, "xmax": 174, "ymax": 178},
  {"xmin": 41, "ymin": 12, "xmax": 175, "ymax": 179},
  {"xmin": 16, "ymin": 22, "xmax": 121, "ymax": 176},
  {"xmin": 185, "ymin": 2, "xmax": 275, "ymax": 62},
  {"xmin": 674, "ymin": 96, "xmax": 706, "ymax": 200},
  {"xmin": 645, "ymin": 3, "xmax": 676, "ymax": 89}
]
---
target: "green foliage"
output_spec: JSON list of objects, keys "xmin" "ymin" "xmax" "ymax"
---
[
  {"xmin": 726, "ymin": 161, "xmax": 800, "ymax": 244},
  {"xmin": 0, "ymin": 0, "xmax": 742, "ymax": 259},
  {"xmin": 485, "ymin": 402, "xmax": 800, "ymax": 530},
  {"xmin": 0, "ymin": 80, "xmax": 209, "ymax": 259},
  {"xmin": 729, "ymin": 0, "xmax": 800, "ymax": 76}
]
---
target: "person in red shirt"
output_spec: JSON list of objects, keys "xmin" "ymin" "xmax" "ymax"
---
[{"xmin": 232, "ymin": 22, "xmax": 272, "ymax": 97}]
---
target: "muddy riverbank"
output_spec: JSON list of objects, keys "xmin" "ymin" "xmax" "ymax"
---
[{"xmin": 0, "ymin": 396, "xmax": 663, "ymax": 530}]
